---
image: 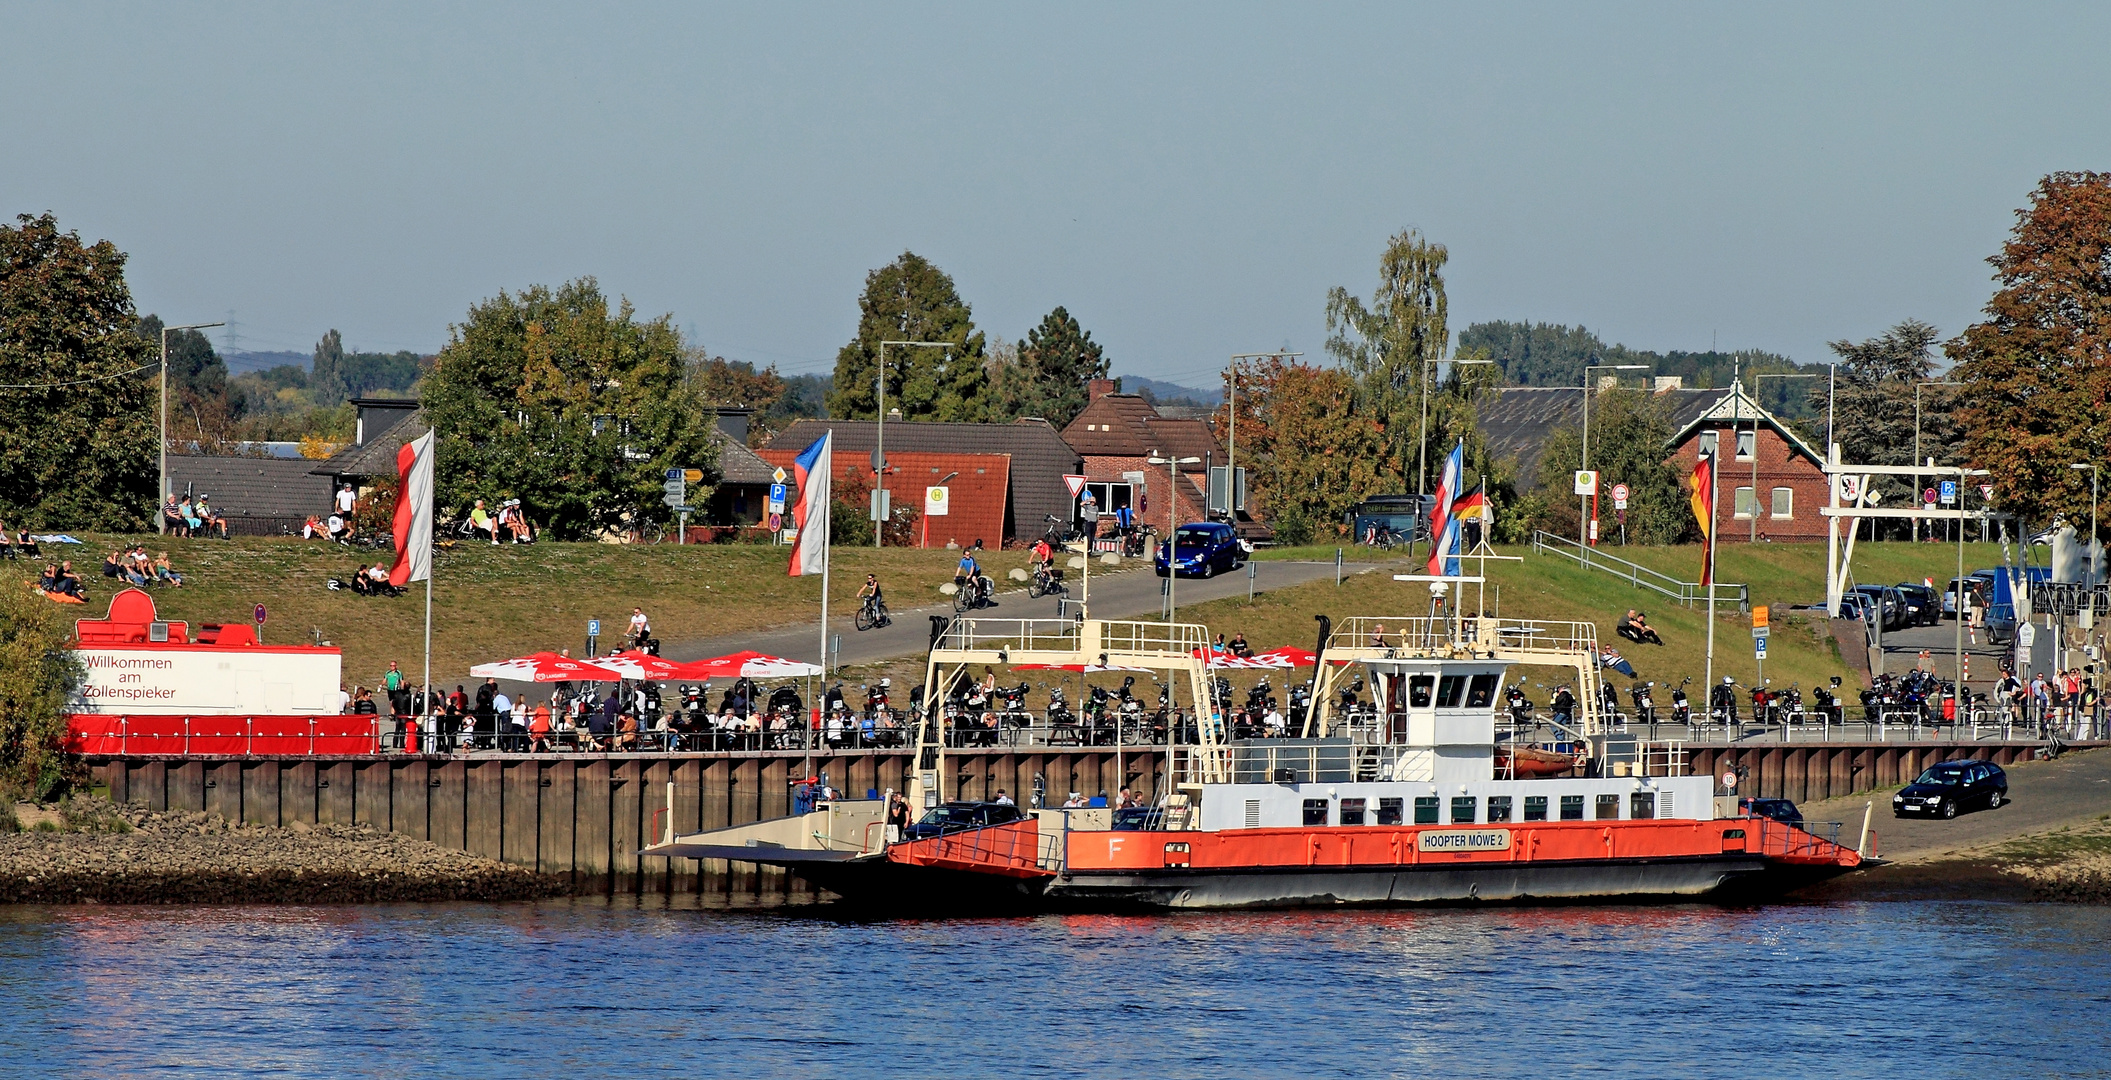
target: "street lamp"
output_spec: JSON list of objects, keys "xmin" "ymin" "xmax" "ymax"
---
[
  {"xmin": 158, "ymin": 320, "xmax": 224, "ymax": 533},
  {"xmin": 1750, "ymin": 372, "xmax": 1820, "ymax": 542},
  {"xmin": 1914, "ymin": 381, "xmax": 1963, "ymax": 541},
  {"xmin": 1581, "ymin": 364, "xmax": 1648, "ymax": 549},
  {"xmin": 1146, "ymin": 454, "xmax": 1202, "ymax": 619},
  {"xmin": 1417, "ymin": 353, "xmax": 1497, "ymax": 498},
  {"xmin": 873, "ymin": 339, "xmax": 952, "ymax": 548}
]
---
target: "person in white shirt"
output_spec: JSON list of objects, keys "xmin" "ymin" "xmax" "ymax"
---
[
  {"xmin": 335, "ymin": 484, "xmax": 357, "ymax": 515},
  {"xmin": 627, "ymin": 607, "xmax": 651, "ymax": 649},
  {"xmin": 1063, "ymin": 792, "xmax": 1087, "ymax": 808},
  {"xmin": 993, "ymin": 789, "xmax": 1015, "ymax": 806}
]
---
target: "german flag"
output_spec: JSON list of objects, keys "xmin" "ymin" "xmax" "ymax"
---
[
  {"xmin": 1452, "ymin": 482, "xmax": 1486, "ymax": 522},
  {"xmin": 1689, "ymin": 453, "xmax": 1714, "ymax": 586}
]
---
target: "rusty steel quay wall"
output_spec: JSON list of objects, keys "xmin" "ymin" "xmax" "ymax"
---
[
  {"xmin": 95, "ymin": 749, "xmax": 1173, "ymax": 898},
  {"xmin": 92, "ymin": 739, "xmax": 2088, "ymax": 899}
]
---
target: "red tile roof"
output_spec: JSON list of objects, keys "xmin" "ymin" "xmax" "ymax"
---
[
  {"xmin": 755, "ymin": 448, "xmax": 1011, "ymax": 549},
  {"xmin": 1062, "ymin": 393, "xmax": 1220, "ymax": 468}
]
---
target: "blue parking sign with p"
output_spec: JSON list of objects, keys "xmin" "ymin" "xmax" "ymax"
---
[
  {"xmin": 770, "ymin": 483, "xmax": 787, "ymax": 504},
  {"xmin": 1940, "ymin": 480, "xmax": 1957, "ymax": 504}
]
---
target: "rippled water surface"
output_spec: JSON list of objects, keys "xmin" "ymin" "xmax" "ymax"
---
[{"xmin": 1, "ymin": 899, "xmax": 2108, "ymax": 1078}]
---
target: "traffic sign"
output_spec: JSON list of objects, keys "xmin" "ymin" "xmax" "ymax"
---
[
  {"xmin": 1923, "ymin": 487, "xmax": 1938, "ymax": 506},
  {"xmin": 588, "ymin": 619, "xmax": 601, "ymax": 637},
  {"xmin": 925, "ymin": 485, "xmax": 950, "ymax": 516},
  {"xmin": 1940, "ymin": 480, "xmax": 1957, "ymax": 505},
  {"xmin": 1980, "ymin": 484, "xmax": 1995, "ymax": 501},
  {"xmin": 1611, "ymin": 483, "xmax": 1629, "ymax": 509},
  {"xmin": 1064, "ymin": 474, "xmax": 1088, "ymax": 499},
  {"xmin": 772, "ymin": 466, "xmax": 787, "ymax": 484},
  {"xmin": 1574, "ymin": 470, "xmax": 1598, "ymax": 496},
  {"xmin": 684, "ymin": 468, "xmax": 704, "ymax": 483},
  {"xmin": 253, "ymin": 604, "xmax": 267, "ymax": 625},
  {"xmin": 1756, "ymin": 636, "xmax": 1768, "ymax": 660},
  {"xmin": 665, "ymin": 467, "xmax": 683, "ymax": 482},
  {"xmin": 1752, "ymin": 604, "xmax": 1769, "ymax": 629},
  {"xmin": 767, "ymin": 482, "xmax": 787, "ymax": 513},
  {"xmin": 766, "ymin": 512, "xmax": 782, "ymax": 531},
  {"xmin": 661, "ymin": 475, "xmax": 685, "ymax": 507}
]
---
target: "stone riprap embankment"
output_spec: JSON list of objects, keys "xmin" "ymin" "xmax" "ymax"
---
[{"xmin": 0, "ymin": 803, "xmax": 571, "ymax": 904}]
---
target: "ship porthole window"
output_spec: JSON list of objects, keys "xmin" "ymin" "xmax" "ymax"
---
[
  {"xmin": 1377, "ymin": 797, "xmax": 1404, "ymax": 826},
  {"xmin": 1340, "ymin": 797, "xmax": 1368, "ymax": 825},
  {"xmin": 1450, "ymin": 796, "xmax": 1477, "ymax": 824},
  {"xmin": 1487, "ymin": 796, "xmax": 1514, "ymax": 823},
  {"xmin": 1559, "ymin": 794, "xmax": 1585, "ymax": 821},
  {"xmin": 1413, "ymin": 796, "xmax": 1440, "ymax": 825},
  {"xmin": 1523, "ymin": 795, "xmax": 1548, "ymax": 822},
  {"xmin": 1301, "ymin": 798, "xmax": 1329, "ymax": 826},
  {"xmin": 1595, "ymin": 793, "xmax": 1622, "ymax": 820}
]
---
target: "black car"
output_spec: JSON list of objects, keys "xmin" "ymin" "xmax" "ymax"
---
[
  {"xmin": 901, "ymin": 800, "xmax": 1030, "ymax": 840},
  {"xmin": 1851, "ymin": 584, "xmax": 1910, "ymax": 631},
  {"xmin": 1739, "ymin": 797, "xmax": 1804, "ymax": 828},
  {"xmin": 1893, "ymin": 583, "xmax": 1942, "ymax": 627},
  {"xmin": 1893, "ymin": 760, "xmax": 2008, "ymax": 819}
]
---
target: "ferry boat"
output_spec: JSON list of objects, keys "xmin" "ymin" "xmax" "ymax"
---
[{"xmin": 646, "ymin": 592, "xmax": 1864, "ymax": 910}]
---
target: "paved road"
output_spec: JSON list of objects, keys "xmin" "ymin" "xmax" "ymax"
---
[
  {"xmin": 665, "ymin": 558, "xmax": 1386, "ymax": 670},
  {"xmin": 1799, "ymin": 746, "xmax": 2111, "ymax": 863}
]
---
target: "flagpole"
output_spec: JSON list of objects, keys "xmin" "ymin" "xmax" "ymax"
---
[
  {"xmin": 819, "ymin": 441, "xmax": 832, "ymax": 677},
  {"xmin": 1704, "ymin": 446, "xmax": 1720, "ymax": 724}
]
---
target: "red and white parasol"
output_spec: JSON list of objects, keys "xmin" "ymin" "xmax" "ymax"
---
[
  {"xmin": 682, "ymin": 650, "xmax": 824, "ymax": 679},
  {"xmin": 596, "ymin": 650, "xmax": 702, "ymax": 681},
  {"xmin": 468, "ymin": 652, "xmax": 624, "ymax": 682},
  {"xmin": 1250, "ymin": 646, "xmax": 1322, "ymax": 668},
  {"xmin": 1014, "ymin": 662, "xmax": 1153, "ymax": 673}
]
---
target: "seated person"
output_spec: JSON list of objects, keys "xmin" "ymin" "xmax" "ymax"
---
[
  {"xmin": 302, "ymin": 514, "xmax": 324, "ymax": 540},
  {"xmin": 55, "ymin": 560, "xmax": 87, "ymax": 599},
  {"xmin": 101, "ymin": 550, "xmax": 126, "ymax": 581},
  {"xmin": 17, "ymin": 529, "xmax": 40, "ymax": 559},
  {"xmin": 121, "ymin": 549, "xmax": 150, "ymax": 587},
  {"xmin": 161, "ymin": 496, "xmax": 190, "ymax": 537},
  {"xmin": 178, "ymin": 497, "xmax": 203, "ymax": 536},
  {"xmin": 1616, "ymin": 609, "xmax": 1664, "ymax": 646},
  {"xmin": 615, "ymin": 711, "xmax": 640, "ymax": 751},
  {"xmin": 37, "ymin": 563, "xmax": 60, "ymax": 593},
  {"xmin": 0, "ymin": 522, "xmax": 13, "ymax": 560},
  {"xmin": 1229, "ymin": 631, "xmax": 1253, "ymax": 658},
  {"xmin": 498, "ymin": 499, "xmax": 532, "ymax": 543},
  {"xmin": 468, "ymin": 499, "xmax": 497, "ymax": 543},
  {"xmin": 154, "ymin": 552, "xmax": 183, "ymax": 587},
  {"xmin": 195, "ymin": 496, "xmax": 229, "ymax": 538},
  {"xmin": 326, "ymin": 512, "xmax": 352, "ymax": 543}
]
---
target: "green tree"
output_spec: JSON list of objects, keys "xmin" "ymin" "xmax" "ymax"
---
[
  {"xmin": 138, "ymin": 314, "xmax": 245, "ymax": 449},
  {"xmin": 0, "ymin": 582, "xmax": 86, "ymax": 799},
  {"xmin": 1215, "ymin": 355, "xmax": 1393, "ymax": 545},
  {"xmin": 1325, "ymin": 229, "xmax": 1450, "ymax": 492},
  {"xmin": 1952, "ymin": 172, "xmax": 2111, "ymax": 538},
  {"xmin": 1461, "ymin": 320, "xmax": 1820, "ymax": 424},
  {"xmin": 310, "ymin": 329, "xmax": 349, "ymax": 406},
  {"xmin": 1816, "ymin": 319, "xmax": 1961, "ymax": 532},
  {"xmin": 1004, "ymin": 306, "xmax": 1109, "ymax": 427},
  {"xmin": 421, "ymin": 278, "xmax": 719, "ymax": 540},
  {"xmin": 0, "ymin": 213, "xmax": 157, "ymax": 530},
  {"xmin": 827, "ymin": 252, "xmax": 991, "ymax": 422},
  {"xmin": 1528, "ymin": 390, "xmax": 1690, "ymax": 545}
]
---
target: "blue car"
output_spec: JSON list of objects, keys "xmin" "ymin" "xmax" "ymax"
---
[{"xmin": 1154, "ymin": 522, "xmax": 1246, "ymax": 578}]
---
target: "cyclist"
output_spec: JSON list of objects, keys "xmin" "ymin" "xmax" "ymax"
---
[
  {"xmin": 1030, "ymin": 535, "xmax": 1055, "ymax": 587},
  {"xmin": 857, "ymin": 573, "xmax": 885, "ymax": 622},
  {"xmin": 956, "ymin": 541, "xmax": 986, "ymax": 605}
]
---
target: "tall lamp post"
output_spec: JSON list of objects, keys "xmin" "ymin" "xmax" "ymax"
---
[
  {"xmin": 873, "ymin": 339, "xmax": 952, "ymax": 548},
  {"xmin": 1749, "ymin": 372, "xmax": 1820, "ymax": 542},
  {"xmin": 1417, "ymin": 353, "xmax": 1497, "ymax": 499},
  {"xmin": 158, "ymin": 321, "xmax": 224, "ymax": 533},
  {"xmin": 1146, "ymin": 454, "xmax": 1201, "ymax": 619},
  {"xmin": 1912, "ymin": 380, "xmax": 1963, "ymax": 542},
  {"xmin": 1581, "ymin": 364, "xmax": 1648, "ymax": 550}
]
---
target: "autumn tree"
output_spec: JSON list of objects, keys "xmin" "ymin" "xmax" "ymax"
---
[
  {"xmin": 1325, "ymin": 229, "xmax": 1451, "ymax": 492},
  {"xmin": 828, "ymin": 252, "xmax": 992, "ymax": 422},
  {"xmin": 1951, "ymin": 172, "xmax": 2111, "ymax": 538},
  {"xmin": 1004, "ymin": 306, "xmax": 1109, "ymax": 427},
  {"xmin": 1215, "ymin": 355, "xmax": 1393, "ymax": 545},
  {"xmin": 0, "ymin": 213, "xmax": 157, "ymax": 530},
  {"xmin": 138, "ymin": 314, "xmax": 245, "ymax": 450},
  {"xmin": 421, "ymin": 278, "xmax": 719, "ymax": 540}
]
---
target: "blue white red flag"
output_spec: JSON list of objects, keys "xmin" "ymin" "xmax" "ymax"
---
[
  {"xmin": 788, "ymin": 432, "xmax": 831, "ymax": 577},
  {"xmin": 1425, "ymin": 440, "xmax": 1465, "ymax": 576}
]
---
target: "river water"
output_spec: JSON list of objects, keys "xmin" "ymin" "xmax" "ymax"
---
[{"xmin": 1, "ymin": 898, "xmax": 2107, "ymax": 1078}]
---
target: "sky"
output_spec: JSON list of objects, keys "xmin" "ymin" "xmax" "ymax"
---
[{"xmin": 4, "ymin": 2, "xmax": 2106, "ymax": 388}]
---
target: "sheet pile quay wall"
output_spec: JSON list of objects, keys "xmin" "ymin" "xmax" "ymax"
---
[{"xmin": 91, "ymin": 741, "xmax": 2060, "ymax": 898}]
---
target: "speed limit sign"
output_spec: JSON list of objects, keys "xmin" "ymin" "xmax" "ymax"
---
[{"xmin": 1611, "ymin": 483, "xmax": 1630, "ymax": 510}]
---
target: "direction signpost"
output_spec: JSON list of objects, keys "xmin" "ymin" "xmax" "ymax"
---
[
  {"xmin": 1752, "ymin": 605, "xmax": 1770, "ymax": 680},
  {"xmin": 662, "ymin": 468, "xmax": 687, "ymax": 544}
]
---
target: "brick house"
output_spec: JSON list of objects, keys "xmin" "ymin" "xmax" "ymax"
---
[
  {"xmin": 1478, "ymin": 377, "xmax": 1827, "ymax": 542},
  {"xmin": 1059, "ymin": 380, "xmax": 1222, "ymax": 534},
  {"xmin": 762, "ymin": 418, "xmax": 1082, "ymax": 546}
]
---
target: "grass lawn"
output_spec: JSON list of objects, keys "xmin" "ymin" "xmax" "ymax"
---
[{"xmin": 44, "ymin": 534, "xmax": 1031, "ymax": 689}]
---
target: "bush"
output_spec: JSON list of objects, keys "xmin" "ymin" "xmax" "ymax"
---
[{"xmin": 0, "ymin": 585, "xmax": 87, "ymax": 799}]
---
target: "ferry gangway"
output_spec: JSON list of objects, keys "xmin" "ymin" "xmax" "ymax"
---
[{"xmin": 1531, "ymin": 530, "xmax": 1749, "ymax": 612}]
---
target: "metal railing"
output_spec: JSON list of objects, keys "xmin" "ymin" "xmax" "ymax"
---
[
  {"xmin": 1532, "ymin": 530, "xmax": 1749, "ymax": 611},
  {"xmin": 935, "ymin": 618, "xmax": 1084, "ymax": 654},
  {"xmin": 1098, "ymin": 620, "xmax": 1212, "ymax": 659}
]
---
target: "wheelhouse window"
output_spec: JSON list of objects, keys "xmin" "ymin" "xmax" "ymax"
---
[
  {"xmin": 1302, "ymin": 799, "xmax": 1330, "ymax": 826},
  {"xmin": 1630, "ymin": 791, "xmax": 1656, "ymax": 819},
  {"xmin": 1595, "ymin": 793, "xmax": 1621, "ymax": 820},
  {"xmin": 1523, "ymin": 795, "xmax": 1549, "ymax": 821},
  {"xmin": 1408, "ymin": 675, "xmax": 1434, "ymax": 708},
  {"xmin": 1450, "ymin": 796, "xmax": 1477, "ymax": 824},
  {"xmin": 1436, "ymin": 675, "xmax": 1466, "ymax": 708},
  {"xmin": 1465, "ymin": 674, "xmax": 1499, "ymax": 709},
  {"xmin": 1559, "ymin": 794, "xmax": 1585, "ymax": 821},
  {"xmin": 1413, "ymin": 796, "xmax": 1440, "ymax": 825},
  {"xmin": 1340, "ymin": 798, "xmax": 1368, "ymax": 825},
  {"xmin": 1487, "ymin": 795, "xmax": 1514, "ymax": 823},
  {"xmin": 1377, "ymin": 797, "xmax": 1404, "ymax": 826}
]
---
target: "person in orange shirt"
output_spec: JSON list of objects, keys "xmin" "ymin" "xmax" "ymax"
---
[{"xmin": 529, "ymin": 700, "xmax": 554, "ymax": 753}]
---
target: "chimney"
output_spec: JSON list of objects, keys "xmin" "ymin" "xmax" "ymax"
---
[
  {"xmin": 1088, "ymin": 378, "xmax": 1118, "ymax": 401},
  {"xmin": 713, "ymin": 406, "xmax": 752, "ymax": 444},
  {"xmin": 1653, "ymin": 375, "xmax": 1685, "ymax": 393}
]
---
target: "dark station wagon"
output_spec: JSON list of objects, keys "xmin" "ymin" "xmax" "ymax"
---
[
  {"xmin": 902, "ymin": 801, "xmax": 1030, "ymax": 840},
  {"xmin": 1893, "ymin": 760, "xmax": 2008, "ymax": 819}
]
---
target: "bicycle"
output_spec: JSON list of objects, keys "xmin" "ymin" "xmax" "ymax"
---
[
  {"xmin": 1027, "ymin": 565, "xmax": 1067, "ymax": 599},
  {"xmin": 855, "ymin": 595, "xmax": 891, "ymax": 631},
  {"xmin": 953, "ymin": 574, "xmax": 996, "ymax": 613}
]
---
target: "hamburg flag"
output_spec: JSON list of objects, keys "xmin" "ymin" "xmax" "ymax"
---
[
  {"xmin": 388, "ymin": 429, "xmax": 434, "ymax": 587},
  {"xmin": 1426, "ymin": 441, "xmax": 1465, "ymax": 576},
  {"xmin": 787, "ymin": 432, "xmax": 832, "ymax": 577},
  {"xmin": 1689, "ymin": 451, "xmax": 1715, "ymax": 587}
]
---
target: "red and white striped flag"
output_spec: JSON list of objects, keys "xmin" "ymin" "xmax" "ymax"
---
[{"xmin": 389, "ymin": 429, "xmax": 434, "ymax": 587}]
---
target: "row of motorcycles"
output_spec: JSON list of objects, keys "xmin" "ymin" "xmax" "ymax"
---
[{"xmin": 1502, "ymin": 677, "xmax": 1854, "ymax": 728}]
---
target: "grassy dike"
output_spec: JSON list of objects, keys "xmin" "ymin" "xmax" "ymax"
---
[{"xmin": 49, "ymin": 534, "xmax": 1030, "ymax": 688}]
